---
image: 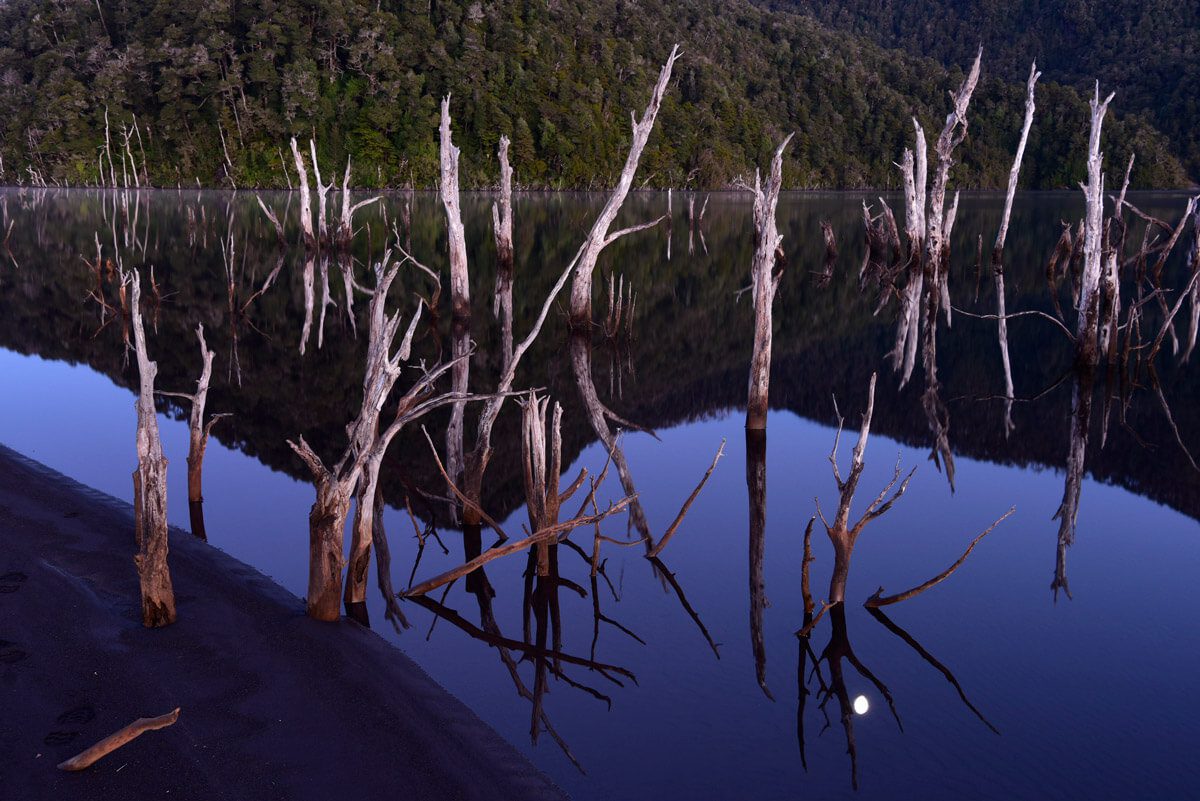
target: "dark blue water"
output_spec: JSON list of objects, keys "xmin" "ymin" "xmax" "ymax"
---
[{"xmin": 1, "ymin": 189, "xmax": 1197, "ymax": 800}]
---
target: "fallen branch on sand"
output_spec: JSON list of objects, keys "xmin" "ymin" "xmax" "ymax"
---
[{"xmin": 57, "ymin": 707, "xmax": 181, "ymax": 771}]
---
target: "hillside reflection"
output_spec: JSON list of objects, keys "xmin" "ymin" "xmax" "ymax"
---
[{"xmin": 2, "ymin": 188, "xmax": 1197, "ymax": 529}]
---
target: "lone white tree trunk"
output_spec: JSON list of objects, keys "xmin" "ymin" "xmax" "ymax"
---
[
  {"xmin": 290, "ymin": 137, "xmax": 316, "ymax": 250},
  {"xmin": 1077, "ymin": 84, "xmax": 1115, "ymax": 365},
  {"xmin": 568, "ymin": 46, "xmax": 679, "ymax": 327},
  {"xmin": 440, "ymin": 96, "xmax": 471, "ymax": 321},
  {"xmin": 129, "ymin": 270, "xmax": 176, "ymax": 627},
  {"xmin": 493, "ymin": 135, "xmax": 515, "ymax": 371},
  {"xmin": 993, "ymin": 62, "xmax": 1041, "ymax": 435},
  {"xmin": 745, "ymin": 134, "xmax": 793, "ymax": 430}
]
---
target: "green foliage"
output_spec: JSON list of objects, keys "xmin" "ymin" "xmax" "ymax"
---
[
  {"xmin": 776, "ymin": 0, "xmax": 1200, "ymax": 183},
  {"xmin": 0, "ymin": 0, "xmax": 1190, "ymax": 189}
]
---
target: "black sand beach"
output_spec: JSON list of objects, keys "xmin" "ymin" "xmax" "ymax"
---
[{"xmin": 0, "ymin": 444, "xmax": 566, "ymax": 800}]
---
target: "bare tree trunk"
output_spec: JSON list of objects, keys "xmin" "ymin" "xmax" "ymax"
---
[
  {"xmin": 892, "ymin": 139, "xmax": 926, "ymax": 385},
  {"xmin": 290, "ymin": 137, "xmax": 316, "ymax": 250},
  {"xmin": 923, "ymin": 50, "xmax": 982, "ymax": 329},
  {"xmin": 993, "ymin": 62, "xmax": 1041, "ymax": 436},
  {"xmin": 745, "ymin": 134, "xmax": 793, "ymax": 430},
  {"xmin": 1077, "ymin": 85, "xmax": 1115, "ymax": 366},
  {"xmin": 440, "ymin": 96, "xmax": 471, "ymax": 321},
  {"xmin": 568, "ymin": 46, "xmax": 679, "ymax": 327},
  {"xmin": 493, "ymin": 135, "xmax": 515, "ymax": 370},
  {"xmin": 179, "ymin": 324, "xmax": 226, "ymax": 541},
  {"xmin": 129, "ymin": 271, "xmax": 176, "ymax": 627},
  {"xmin": 310, "ymin": 139, "xmax": 332, "ymax": 246}
]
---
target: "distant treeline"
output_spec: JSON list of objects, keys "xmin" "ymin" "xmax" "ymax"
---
[{"xmin": 0, "ymin": 0, "xmax": 1190, "ymax": 189}]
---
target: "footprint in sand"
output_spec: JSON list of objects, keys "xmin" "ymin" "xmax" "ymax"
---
[
  {"xmin": 0, "ymin": 571, "xmax": 26, "ymax": 594},
  {"xmin": 43, "ymin": 731, "xmax": 79, "ymax": 746},
  {"xmin": 0, "ymin": 639, "xmax": 28, "ymax": 664},
  {"xmin": 42, "ymin": 706, "xmax": 95, "ymax": 746}
]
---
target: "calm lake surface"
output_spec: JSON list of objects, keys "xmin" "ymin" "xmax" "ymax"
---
[{"xmin": 1, "ymin": 189, "xmax": 1198, "ymax": 800}]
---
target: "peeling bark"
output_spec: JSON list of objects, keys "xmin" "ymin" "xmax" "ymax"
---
[{"xmin": 129, "ymin": 270, "xmax": 176, "ymax": 627}]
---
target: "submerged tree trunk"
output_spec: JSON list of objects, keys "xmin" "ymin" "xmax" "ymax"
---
[
  {"xmin": 129, "ymin": 270, "xmax": 176, "ymax": 627},
  {"xmin": 745, "ymin": 135, "xmax": 793, "ymax": 430}
]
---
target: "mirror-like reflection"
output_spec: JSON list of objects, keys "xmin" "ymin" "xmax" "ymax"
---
[{"xmin": 2, "ymin": 188, "xmax": 1199, "ymax": 800}]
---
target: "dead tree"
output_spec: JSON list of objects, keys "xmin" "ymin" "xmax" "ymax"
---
[
  {"xmin": 286, "ymin": 136, "xmax": 377, "ymax": 250},
  {"xmin": 404, "ymin": 415, "xmax": 634, "ymax": 597},
  {"xmin": 817, "ymin": 374, "xmax": 915, "ymax": 604},
  {"xmin": 289, "ymin": 252, "xmax": 459, "ymax": 621},
  {"xmin": 993, "ymin": 62, "xmax": 1042, "ymax": 436},
  {"xmin": 744, "ymin": 134, "xmax": 793, "ymax": 430},
  {"xmin": 289, "ymin": 137, "xmax": 316, "ymax": 250},
  {"xmin": 891, "ymin": 125, "xmax": 928, "ymax": 386},
  {"xmin": 440, "ymin": 95, "xmax": 470, "ymax": 322},
  {"xmin": 493, "ymin": 135, "xmax": 515, "ymax": 371},
  {"xmin": 337, "ymin": 157, "xmax": 381, "ymax": 247},
  {"xmin": 568, "ymin": 46, "xmax": 678, "ymax": 328},
  {"xmin": 1077, "ymin": 85, "xmax": 1115, "ymax": 365},
  {"xmin": 924, "ymin": 49, "xmax": 982, "ymax": 327},
  {"xmin": 128, "ymin": 270, "xmax": 177, "ymax": 627},
  {"xmin": 160, "ymin": 324, "xmax": 228, "ymax": 541}
]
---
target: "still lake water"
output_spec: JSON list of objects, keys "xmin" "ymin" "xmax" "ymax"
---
[{"xmin": 1, "ymin": 189, "xmax": 1198, "ymax": 800}]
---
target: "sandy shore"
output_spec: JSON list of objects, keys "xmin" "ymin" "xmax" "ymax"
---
[{"xmin": 0, "ymin": 444, "xmax": 567, "ymax": 800}]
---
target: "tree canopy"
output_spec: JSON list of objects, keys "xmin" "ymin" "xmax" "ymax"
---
[{"xmin": 0, "ymin": 0, "xmax": 1189, "ymax": 189}]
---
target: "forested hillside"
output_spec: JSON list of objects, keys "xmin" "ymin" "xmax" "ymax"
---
[
  {"xmin": 0, "ymin": 0, "xmax": 1189, "ymax": 189},
  {"xmin": 776, "ymin": 0, "xmax": 1200, "ymax": 179}
]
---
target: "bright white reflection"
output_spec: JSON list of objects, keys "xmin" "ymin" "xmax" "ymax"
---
[{"xmin": 853, "ymin": 695, "xmax": 870, "ymax": 715}]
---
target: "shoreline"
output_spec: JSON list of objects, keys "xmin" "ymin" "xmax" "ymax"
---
[
  {"xmin": 2, "ymin": 185, "xmax": 1197, "ymax": 195},
  {"xmin": 0, "ymin": 443, "xmax": 567, "ymax": 801}
]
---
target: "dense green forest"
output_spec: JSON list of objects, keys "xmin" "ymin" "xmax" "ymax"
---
[
  {"xmin": 775, "ymin": 0, "xmax": 1200, "ymax": 179},
  {"xmin": 0, "ymin": 0, "xmax": 1191, "ymax": 189}
]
